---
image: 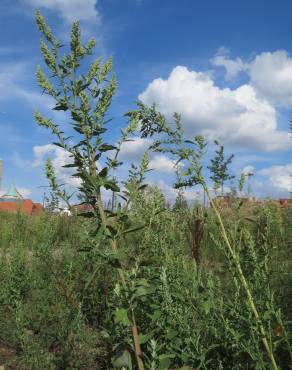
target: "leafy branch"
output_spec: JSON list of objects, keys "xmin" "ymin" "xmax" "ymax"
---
[{"xmin": 35, "ymin": 11, "xmax": 145, "ymax": 369}]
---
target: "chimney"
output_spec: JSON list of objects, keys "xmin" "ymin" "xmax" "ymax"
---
[{"xmin": 0, "ymin": 159, "xmax": 2, "ymax": 191}]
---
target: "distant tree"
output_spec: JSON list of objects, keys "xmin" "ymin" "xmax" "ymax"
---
[
  {"xmin": 43, "ymin": 191, "xmax": 59, "ymax": 212},
  {"xmin": 173, "ymin": 188, "xmax": 188, "ymax": 212},
  {"xmin": 208, "ymin": 140, "xmax": 235, "ymax": 195}
]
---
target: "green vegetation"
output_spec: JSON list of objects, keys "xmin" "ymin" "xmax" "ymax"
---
[
  {"xmin": 0, "ymin": 199, "xmax": 291, "ymax": 369},
  {"xmin": 0, "ymin": 11, "xmax": 291, "ymax": 370}
]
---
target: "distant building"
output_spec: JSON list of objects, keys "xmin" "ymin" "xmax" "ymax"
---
[
  {"xmin": 0, "ymin": 184, "xmax": 43, "ymax": 216},
  {"xmin": 0, "ymin": 183, "xmax": 23, "ymax": 201},
  {"xmin": 214, "ymin": 195, "xmax": 291, "ymax": 209},
  {"xmin": 214, "ymin": 195, "xmax": 254, "ymax": 207},
  {"xmin": 0, "ymin": 159, "xmax": 43, "ymax": 216},
  {"xmin": 279, "ymin": 198, "xmax": 291, "ymax": 207}
]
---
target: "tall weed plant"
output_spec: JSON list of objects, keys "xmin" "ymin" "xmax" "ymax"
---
[{"xmin": 0, "ymin": 11, "xmax": 291, "ymax": 370}]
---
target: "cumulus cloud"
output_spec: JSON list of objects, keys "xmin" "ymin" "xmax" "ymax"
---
[
  {"xmin": 33, "ymin": 144, "xmax": 81, "ymax": 187},
  {"xmin": 258, "ymin": 164, "xmax": 292, "ymax": 193},
  {"xmin": 211, "ymin": 47, "xmax": 248, "ymax": 80},
  {"xmin": 213, "ymin": 49, "xmax": 292, "ymax": 107},
  {"xmin": 149, "ymin": 154, "xmax": 178, "ymax": 173},
  {"xmin": 139, "ymin": 66, "xmax": 290, "ymax": 151},
  {"xmin": 119, "ymin": 137, "xmax": 152, "ymax": 160},
  {"xmin": 148, "ymin": 180, "xmax": 194, "ymax": 202},
  {"xmin": 249, "ymin": 50, "xmax": 292, "ymax": 106},
  {"xmin": 24, "ymin": 0, "xmax": 100, "ymax": 23}
]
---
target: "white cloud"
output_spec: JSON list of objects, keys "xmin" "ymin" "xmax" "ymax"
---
[
  {"xmin": 148, "ymin": 179, "xmax": 208, "ymax": 203},
  {"xmin": 0, "ymin": 61, "xmax": 53, "ymax": 110},
  {"xmin": 149, "ymin": 154, "xmax": 178, "ymax": 173},
  {"xmin": 24, "ymin": 0, "xmax": 100, "ymax": 23},
  {"xmin": 33, "ymin": 144, "xmax": 81, "ymax": 187},
  {"xmin": 258, "ymin": 164, "xmax": 292, "ymax": 192},
  {"xmin": 249, "ymin": 50, "xmax": 292, "ymax": 106},
  {"xmin": 211, "ymin": 47, "xmax": 248, "ymax": 80},
  {"xmin": 119, "ymin": 137, "xmax": 152, "ymax": 160},
  {"xmin": 211, "ymin": 49, "xmax": 292, "ymax": 107},
  {"xmin": 18, "ymin": 187, "xmax": 32, "ymax": 198},
  {"xmin": 32, "ymin": 144, "xmax": 54, "ymax": 167},
  {"xmin": 139, "ymin": 66, "xmax": 290, "ymax": 151},
  {"xmin": 241, "ymin": 165, "xmax": 255, "ymax": 175}
]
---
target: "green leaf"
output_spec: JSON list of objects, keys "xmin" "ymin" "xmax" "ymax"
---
[
  {"xmin": 94, "ymin": 153, "xmax": 102, "ymax": 161},
  {"xmin": 62, "ymin": 163, "xmax": 77, "ymax": 168},
  {"xmin": 53, "ymin": 142, "xmax": 65, "ymax": 148},
  {"xmin": 158, "ymin": 354, "xmax": 175, "ymax": 370},
  {"xmin": 114, "ymin": 308, "xmax": 131, "ymax": 326},
  {"xmin": 53, "ymin": 101, "xmax": 68, "ymax": 111},
  {"xmin": 112, "ymin": 349, "xmax": 133, "ymax": 369},
  {"xmin": 98, "ymin": 167, "xmax": 108, "ymax": 177},
  {"xmin": 84, "ymin": 265, "xmax": 100, "ymax": 290},
  {"xmin": 138, "ymin": 332, "xmax": 153, "ymax": 344},
  {"xmin": 104, "ymin": 181, "xmax": 120, "ymax": 192},
  {"xmin": 184, "ymin": 139, "xmax": 195, "ymax": 144},
  {"xmin": 106, "ymin": 224, "xmax": 118, "ymax": 238},
  {"xmin": 122, "ymin": 224, "xmax": 146, "ymax": 235},
  {"xmin": 99, "ymin": 143, "xmax": 117, "ymax": 152},
  {"xmin": 150, "ymin": 310, "xmax": 162, "ymax": 321},
  {"xmin": 107, "ymin": 250, "xmax": 126, "ymax": 268},
  {"xmin": 71, "ymin": 111, "xmax": 82, "ymax": 122},
  {"xmin": 165, "ymin": 329, "xmax": 178, "ymax": 340}
]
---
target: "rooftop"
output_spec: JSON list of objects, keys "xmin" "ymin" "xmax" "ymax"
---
[{"xmin": 0, "ymin": 184, "xmax": 23, "ymax": 201}]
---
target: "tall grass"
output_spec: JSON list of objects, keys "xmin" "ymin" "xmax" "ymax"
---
[{"xmin": 0, "ymin": 199, "xmax": 291, "ymax": 369}]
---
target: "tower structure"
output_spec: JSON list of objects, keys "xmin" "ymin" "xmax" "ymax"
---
[{"xmin": 1, "ymin": 183, "xmax": 23, "ymax": 200}]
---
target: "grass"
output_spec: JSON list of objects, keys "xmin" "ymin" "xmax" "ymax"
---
[
  {"xmin": 0, "ymin": 194, "xmax": 291, "ymax": 369},
  {"xmin": 26, "ymin": 12, "xmax": 292, "ymax": 369}
]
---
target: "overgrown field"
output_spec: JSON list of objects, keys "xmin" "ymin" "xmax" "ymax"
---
[
  {"xmin": 0, "ymin": 10, "xmax": 291, "ymax": 370},
  {"xmin": 0, "ymin": 196, "xmax": 291, "ymax": 369}
]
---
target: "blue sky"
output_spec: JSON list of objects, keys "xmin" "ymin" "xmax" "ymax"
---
[{"xmin": 0, "ymin": 0, "xmax": 291, "ymax": 202}]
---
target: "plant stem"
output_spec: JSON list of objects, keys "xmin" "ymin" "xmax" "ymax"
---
[
  {"xmin": 131, "ymin": 309, "xmax": 144, "ymax": 370},
  {"xmin": 96, "ymin": 190, "xmax": 144, "ymax": 370},
  {"xmin": 204, "ymin": 185, "xmax": 279, "ymax": 370}
]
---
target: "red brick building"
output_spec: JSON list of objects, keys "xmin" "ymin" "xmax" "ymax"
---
[
  {"xmin": 0, "ymin": 199, "xmax": 43, "ymax": 216},
  {"xmin": 0, "ymin": 184, "xmax": 43, "ymax": 216}
]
